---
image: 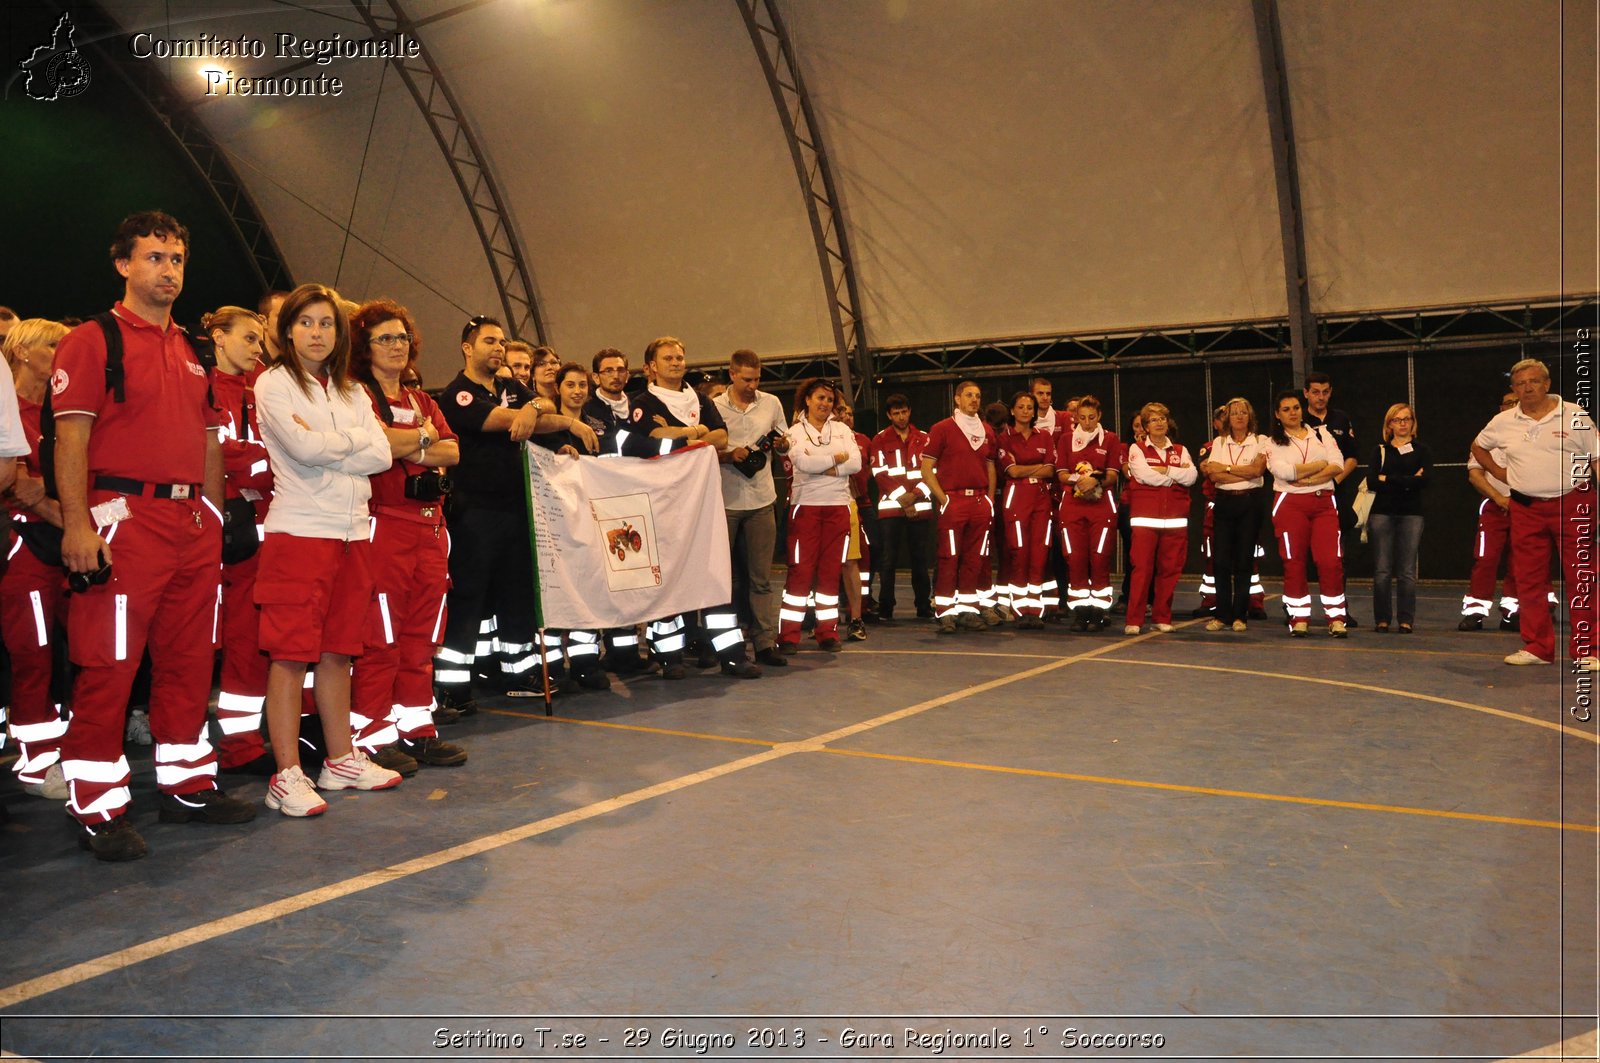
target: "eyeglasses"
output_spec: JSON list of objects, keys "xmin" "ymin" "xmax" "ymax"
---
[
  {"xmin": 371, "ymin": 333, "xmax": 411, "ymax": 348},
  {"xmin": 597, "ymin": 366, "xmax": 630, "ymax": 375},
  {"xmin": 1390, "ymin": 415, "xmax": 1413, "ymax": 423}
]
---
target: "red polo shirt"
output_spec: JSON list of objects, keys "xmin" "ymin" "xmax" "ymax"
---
[
  {"xmin": 924, "ymin": 416, "xmax": 996, "ymax": 491},
  {"xmin": 52, "ymin": 302, "xmax": 216, "ymax": 484}
]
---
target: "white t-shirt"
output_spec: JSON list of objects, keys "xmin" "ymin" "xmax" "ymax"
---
[
  {"xmin": 0, "ymin": 367, "xmax": 30, "ymax": 458},
  {"xmin": 1209, "ymin": 433, "xmax": 1267, "ymax": 491},
  {"xmin": 785, "ymin": 418, "xmax": 861, "ymax": 508},
  {"xmin": 1474, "ymin": 395, "xmax": 1598, "ymax": 498}
]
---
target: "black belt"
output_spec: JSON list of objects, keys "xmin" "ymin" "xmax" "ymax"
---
[
  {"xmin": 1509, "ymin": 488, "xmax": 1564, "ymax": 506},
  {"xmin": 94, "ymin": 476, "xmax": 202, "ymax": 500}
]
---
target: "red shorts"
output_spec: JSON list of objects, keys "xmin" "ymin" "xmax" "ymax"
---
[{"xmin": 254, "ymin": 533, "xmax": 374, "ymax": 663}]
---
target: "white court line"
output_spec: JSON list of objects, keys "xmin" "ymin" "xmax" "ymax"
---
[{"xmin": 0, "ymin": 632, "xmax": 1154, "ymax": 1010}]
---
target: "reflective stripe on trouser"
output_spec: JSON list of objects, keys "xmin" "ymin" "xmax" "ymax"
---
[
  {"xmin": 1059, "ymin": 493, "xmax": 1116, "ymax": 614},
  {"xmin": 1271, "ymin": 490, "xmax": 1345, "ymax": 626},
  {"xmin": 934, "ymin": 494, "xmax": 991, "ymax": 618},
  {"xmin": 0, "ymin": 546, "xmax": 68, "ymax": 782},
  {"xmin": 1002, "ymin": 486, "xmax": 1053, "ymax": 617},
  {"xmin": 782, "ymin": 503, "xmax": 851, "ymax": 642},
  {"xmin": 701, "ymin": 608, "xmax": 748, "ymax": 661},
  {"xmin": 1508, "ymin": 494, "xmax": 1596, "ymax": 663},
  {"xmin": 1199, "ymin": 500, "xmax": 1216, "ymax": 606},
  {"xmin": 1126, "ymin": 523, "xmax": 1188, "ymax": 628},
  {"xmin": 565, "ymin": 630, "xmax": 604, "ymax": 676},
  {"xmin": 356, "ymin": 514, "xmax": 448, "ymax": 743},
  {"xmin": 437, "ymin": 504, "xmax": 536, "ymax": 690},
  {"xmin": 648, "ymin": 614, "xmax": 687, "ymax": 658},
  {"xmin": 217, "ymin": 549, "xmax": 268, "ymax": 766},
  {"xmin": 62, "ymin": 494, "xmax": 222, "ymax": 824},
  {"xmin": 1467, "ymin": 497, "xmax": 1519, "ymax": 615}
]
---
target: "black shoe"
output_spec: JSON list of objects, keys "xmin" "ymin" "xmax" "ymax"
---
[
  {"xmin": 862, "ymin": 609, "xmax": 882, "ymax": 624},
  {"xmin": 218, "ymin": 752, "xmax": 277, "ymax": 778},
  {"xmin": 601, "ymin": 652, "xmax": 646, "ymax": 674},
  {"xmin": 158, "ymin": 787, "xmax": 257, "ymax": 825},
  {"xmin": 818, "ymin": 637, "xmax": 843, "ymax": 652},
  {"xmin": 1070, "ymin": 609, "xmax": 1089, "ymax": 633},
  {"xmin": 1248, "ymin": 606, "xmax": 1269, "ymax": 620},
  {"xmin": 434, "ymin": 688, "xmax": 475, "ymax": 720},
  {"xmin": 1190, "ymin": 603, "xmax": 1213, "ymax": 618},
  {"xmin": 915, "ymin": 608, "xmax": 936, "ymax": 620},
  {"xmin": 399, "ymin": 735, "xmax": 468, "ymax": 767},
  {"xmin": 720, "ymin": 660, "xmax": 762, "ymax": 679},
  {"xmin": 694, "ymin": 645, "xmax": 718, "ymax": 669},
  {"xmin": 847, "ymin": 619, "xmax": 868, "ymax": 641},
  {"xmin": 79, "ymin": 815, "xmax": 149, "ymax": 862},
  {"xmin": 368, "ymin": 744, "xmax": 420, "ymax": 776},
  {"xmin": 556, "ymin": 676, "xmax": 583, "ymax": 696},
  {"xmin": 1458, "ymin": 616, "xmax": 1483, "ymax": 631},
  {"xmin": 755, "ymin": 647, "xmax": 789, "ymax": 668},
  {"xmin": 1500, "ymin": 613, "xmax": 1520, "ymax": 632},
  {"xmin": 779, "ymin": 642, "xmax": 799, "ymax": 656},
  {"xmin": 576, "ymin": 669, "xmax": 611, "ymax": 691},
  {"xmin": 1344, "ymin": 616, "xmax": 1360, "ymax": 629},
  {"xmin": 661, "ymin": 662, "xmax": 687, "ymax": 680}
]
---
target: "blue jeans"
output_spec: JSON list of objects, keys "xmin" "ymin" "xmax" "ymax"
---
[{"xmin": 1369, "ymin": 513, "xmax": 1423, "ymax": 625}]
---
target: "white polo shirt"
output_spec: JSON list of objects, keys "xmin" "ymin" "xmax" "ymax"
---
[
  {"xmin": 1474, "ymin": 395, "xmax": 1598, "ymax": 499},
  {"xmin": 714, "ymin": 389, "xmax": 787, "ymax": 510}
]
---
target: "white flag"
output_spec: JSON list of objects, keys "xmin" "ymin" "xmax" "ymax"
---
[{"xmin": 525, "ymin": 443, "xmax": 731, "ymax": 629}]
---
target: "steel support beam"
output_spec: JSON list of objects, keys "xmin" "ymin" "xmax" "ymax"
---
[
  {"xmin": 735, "ymin": 0, "xmax": 873, "ymax": 407},
  {"xmin": 1252, "ymin": 0, "xmax": 1318, "ymax": 388},
  {"xmin": 73, "ymin": 0, "xmax": 293, "ymax": 295},
  {"xmin": 349, "ymin": 0, "xmax": 544, "ymax": 342}
]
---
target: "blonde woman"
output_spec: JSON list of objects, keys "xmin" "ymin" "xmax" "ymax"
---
[
  {"xmin": 1122, "ymin": 402, "xmax": 1197, "ymax": 632},
  {"xmin": 1200, "ymin": 397, "xmax": 1268, "ymax": 631},
  {"xmin": 1365, "ymin": 403, "xmax": 1432, "ymax": 632},
  {"xmin": 0, "ymin": 319, "xmax": 70, "ymax": 798}
]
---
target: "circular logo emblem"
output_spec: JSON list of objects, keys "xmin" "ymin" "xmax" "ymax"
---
[
  {"xmin": 454, "ymin": 390, "xmax": 472, "ymax": 407},
  {"xmin": 50, "ymin": 368, "xmax": 69, "ymax": 396},
  {"xmin": 46, "ymin": 51, "xmax": 92, "ymax": 100}
]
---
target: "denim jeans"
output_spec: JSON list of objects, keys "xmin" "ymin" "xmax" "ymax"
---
[{"xmin": 1369, "ymin": 513, "xmax": 1423, "ymax": 625}]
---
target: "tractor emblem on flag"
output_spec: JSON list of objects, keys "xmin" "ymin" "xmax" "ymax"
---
[{"xmin": 606, "ymin": 522, "xmax": 644, "ymax": 561}]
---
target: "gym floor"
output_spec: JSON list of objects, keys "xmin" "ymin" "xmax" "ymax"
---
[{"xmin": 1, "ymin": 582, "xmax": 1595, "ymax": 1063}]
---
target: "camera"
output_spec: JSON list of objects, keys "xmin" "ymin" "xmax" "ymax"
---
[
  {"xmin": 67, "ymin": 552, "xmax": 112, "ymax": 594},
  {"xmin": 732, "ymin": 428, "xmax": 786, "ymax": 479},
  {"xmin": 405, "ymin": 470, "xmax": 453, "ymax": 502}
]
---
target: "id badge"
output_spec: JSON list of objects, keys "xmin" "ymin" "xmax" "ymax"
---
[{"xmin": 90, "ymin": 496, "xmax": 132, "ymax": 527}]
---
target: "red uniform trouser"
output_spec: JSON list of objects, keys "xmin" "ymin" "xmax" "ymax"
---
[
  {"xmin": 780, "ymin": 504, "xmax": 850, "ymax": 643},
  {"xmin": 1464, "ymin": 498, "xmax": 1519, "ymax": 618},
  {"xmin": 1, "ymin": 542, "xmax": 69, "ymax": 784},
  {"xmin": 1059, "ymin": 493, "xmax": 1117, "ymax": 613},
  {"xmin": 934, "ymin": 492, "xmax": 993, "ymax": 618},
  {"xmin": 1271, "ymin": 490, "xmax": 1346, "ymax": 625},
  {"xmin": 354, "ymin": 514, "xmax": 450, "ymax": 748},
  {"xmin": 1001, "ymin": 480, "xmax": 1053, "ymax": 617},
  {"xmin": 1127, "ymin": 521, "xmax": 1188, "ymax": 627},
  {"xmin": 1509, "ymin": 492, "xmax": 1597, "ymax": 663},
  {"xmin": 217, "ymin": 550, "xmax": 268, "ymax": 768},
  {"xmin": 61, "ymin": 492, "xmax": 223, "ymax": 825}
]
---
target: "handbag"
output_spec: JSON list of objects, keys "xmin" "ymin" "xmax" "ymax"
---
[
  {"xmin": 221, "ymin": 496, "xmax": 261, "ymax": 564},
  {"xmin": 1353, "ymin": 444, "xmax": 1382, "ymax": 543}
]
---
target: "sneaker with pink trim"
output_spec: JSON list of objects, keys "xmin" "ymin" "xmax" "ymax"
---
[
  {"xmin": 266, "ymin": 765, "xmax": 328, "ymax": 817},
  {"xmin": 317, "ymin": 749, "xmax": 402, "ymax": 792}
]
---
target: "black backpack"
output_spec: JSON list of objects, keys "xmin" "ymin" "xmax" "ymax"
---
[{"xmin": 13, "ymin": 314, "xmax": 126, "ymax": 567}]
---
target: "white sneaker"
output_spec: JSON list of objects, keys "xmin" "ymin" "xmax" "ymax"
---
[
  {"xmin": 23, "ymin": 761, "xmax": 68, "ymax": 800},
  {"xmin": 1576, "ymin": 657, "xmax": 1600, "ymax": 672},
  {"xmin": 1504, "ymin": 649, "xmax": 1552, "ymax": 666},
  {"xmin": 266, "ymin": 765, "xmax": 328, "ymax": 817},
  {"xmin": 124, "ymin": 709, "xmax": 152, "ymax": 746},
  {"xmin": 1123, "ymin": 625, "xmax": 1141, "ymax": 636},
  {"xmin": 1156, "ymin": 623, "xmax": 1174, "ymax": 633},
  {"xmin": 318, "ymin": 749, "xmax": 402, "ymax": 792}
]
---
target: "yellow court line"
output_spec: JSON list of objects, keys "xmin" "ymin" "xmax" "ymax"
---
[
  {"xmin": 1079, "ymin": 658, "xmax": 1599, "ymax": 744},
  {"xmin": 824, "ymin": 748, "xmax": 1599, "ymax": 833},
  {"xmin": 0, "ymin": 626, "xmax": 1149, "ymax": 1011}
]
